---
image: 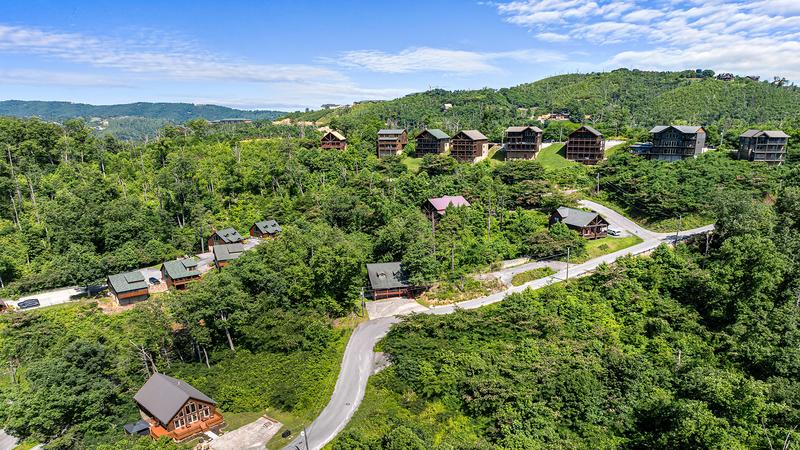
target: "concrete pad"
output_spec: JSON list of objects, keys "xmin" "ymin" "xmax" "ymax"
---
[
  {"xmin": 365, "ymin": 298, "xmax": 428, "ymax": 320},
  {"xmin": 212, "ymin": 416, "xmax": 282, "ymax": 450}
]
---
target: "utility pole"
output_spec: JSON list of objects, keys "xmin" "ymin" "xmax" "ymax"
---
[
  {"xmin": 596, "ymin": 172, "xmax": 600, "ymax": 194},
  {"xmin": 303, "ymin": 425, "xmax": 310, "ymax": 450},
  {"xmin": 675, "ymin": 214, "xmax": 682, "ymax": 241},
  {"xmin": 566, "ymin": 247, "xmax": 570, "ymax": 280}
]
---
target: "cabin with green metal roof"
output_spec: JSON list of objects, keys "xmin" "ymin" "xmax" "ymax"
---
[
  {"xmin": 160, "ymin": 258, "xmax": 201, "ymax": 290},
  {"xmin": 414, "ymin": 129, "xmax": 450, "ymax": 155},
  {"xmin": 107, "ymin": 270, "xmax": 150, "ymax": 305}
]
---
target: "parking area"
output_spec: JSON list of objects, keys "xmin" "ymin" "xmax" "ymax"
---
[
  {"xmin": 210, "ymin": 416, "xmax": 282, "ymax": 450},
  {"xmin": 366, "ymin": 297, "xmax": 428, "ymax": 320}
]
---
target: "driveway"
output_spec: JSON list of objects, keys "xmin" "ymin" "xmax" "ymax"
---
[
  {"xmin": 282, "ymin": 204, "xmax": 714, "ymax": 450},
  {"xmin": 365, "ymin": 298, "xmax": 427, "ymax": 320},
  {"xmin": 0, "ymin": 430, "xmax": 16, "ymax": 450},
  {"xmin": 212, "ymin": 416, "xmax": 282, "ymax": 450}
]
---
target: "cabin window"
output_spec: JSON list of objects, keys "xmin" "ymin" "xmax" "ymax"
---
[
  {"xmin": 176, "ymin": 418, "xmax": 185, "ymax": 428},
  {"xmin": 203, "ymin": 407, "xmax": 211, "ymax": 417}
]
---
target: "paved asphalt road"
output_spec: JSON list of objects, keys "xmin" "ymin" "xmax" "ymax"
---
[
  {"xmin": 0, "ymin": 430, "xmax": 16, "ymax": 450},
  {"xmin": 283, "ymin": 201, "xmax": 714, "ymax": 450}
]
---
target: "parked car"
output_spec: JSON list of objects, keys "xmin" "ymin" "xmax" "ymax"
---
[
  {"xmin": 148, "ymin": 277, "xmax": 160, "ymax": 285},
  {"xmin": 17, "ymin": 298, "xmax": 40, "ymax": 309},
  {"xmin": 608, "ymin": 228, "xmax": 622, "ymax": 236}
]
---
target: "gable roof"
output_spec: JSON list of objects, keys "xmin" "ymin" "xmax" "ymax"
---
[
  {"xmin": 416, "ymin": 129, "xmax": 450, "ymax": 140},
  {"xmin": 378, "ymin": 129, "xmax": 406, "ymax": 135},
  {"xmin": 505, "ymin": 125, "xmax": 543, "ymax": 133},
  {"xmin": 742, "ymin": 129, "xmax": 789, "ymax": 138},
  {"xmin": 650, "ymin": 125, "xmax": 704, "ymax": 134},
  {"xmin": 366, "ymin": 262, "xmax": 409, "ymax": 290},
  {"xmin": 134, "ymin": 373, "xmax": 216, "ymax": 426},
  {"xmin": 212, "ymin": 227, "xmax": 244, "ymax": 244},
  {"xmin": 554, "ymin": 206, "xmax": 604, "ymax": 228},
  {"xmin": 253, "ymin": 219, "xmax": 282, "ymax": 235},
  {"xmin": 574, "ymin": 125, "xmax": 602, "ymax": 136},
  {"xmin": 213, "ymin": 242, "xmax": 244, "ymax": 263},
  {"xmin": 108, "ymin": 270, "xmax": 148, "ymax": 294},
  {"xmin": 427, "ymin": 195, "xmax": 471, "ymax": 214},
  {"xmin": 324, "ymin": 130, "xmax": 346, "ymax": 140},
  {"xmin": 161, "ymin": 258, "xmax": 200, "ymax": 281},
  {"xmin": 455, "ymin": 130, "xmax": 488, "ymax": 141}
]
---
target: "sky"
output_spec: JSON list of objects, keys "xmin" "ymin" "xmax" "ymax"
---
[{"xmin": 0, "ymin": 0, "xmax": 798, "ymax": 111}]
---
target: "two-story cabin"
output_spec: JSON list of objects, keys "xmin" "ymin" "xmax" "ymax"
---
[
  {"xmin": 549, "ymin": 206, "xmax": 609, "ymax": 240},
  {"xmin": 366, "ymin": 262, "xmax": 422, "ymax": 300},
  {"xmin": 133, "ymin": 373, "xmax": 224, "ymax": 442},
  {"xmin": 422, "ymin": 195, "xmax": 470, "ymax": 222},
  {"xmin": 504, "ymin": 126, "xmax": 543, "ymax": 160},
  {"xmin": 565, "ymin": 125, "xmax": 605, "ymax": 164},
  {"xmin": 213, "ymin": 243, "xmax": 244, "ymax": 270},
  {"xmin": 207, "ymin": 227, "xmax": 244, "ymax": 249},
  {"xmin": 738, "ymin": 129, "xmax": 789, "ymax": 166},
  {"xmin": 108, "ymin": 270, "xmax": 150, "ymax": 306},
  {"xmin": 646, "ymin": 125, "xmax": 706, "ymax": 161},
  {"xmin": 376, "ymin": 129, "xmax": 408, "ymax": 158},
  {"xmin": 450, "ymin": 130, "xmax": 489, "ymax": 162},
  {"xmin": 321, "ymin": 130, "xmax": 347, "ymax": 150},
  {"xmin": 161, "ymin": 258, "xmax": 201, "ymax": 290},
  {"xmin": 250, "ymin": 219, "xmax": 282, "ymax": 238},
  {"xmin": 414, "ymin": 129, "xmax": 450, "ymax": 156}
]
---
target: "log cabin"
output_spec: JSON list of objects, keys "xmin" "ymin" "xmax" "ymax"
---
[
  {"xmin": 250, "ymin": 219, "xmax": 282, "ymax": 238},
  {"xmin": 450, "ymin": 130, "xmax": 489, "ymax": 162},
  {"xmin": 213, "ymin": 243, "xmax": 244, "ymax": 270},
  {"xmin": 565, "ymin": 125, "xmax": 605, "ymax": 164},
  {"xmin": 738, "ymin": 129, "xmax": 789, "ymax": 166},
  {"xmin": 646, "ymin": 126, "xmax": 706, "ymax": 161},
  {"xmin": 207, "ymin": 227, "xmax": 244, "ymax": 249},
  {"xmin": 549, "ymin": 206, "xmax": 609, "ymax": 239},
  {"xmin": 414, "ymin": 129, "xmax": 450, "ymax": 156},
  {"xmin": 423, "ymin": 195, "xmax": 470, "ymax": 222},
  {"xmin": 161, "ymin": 258, "xmax": 201, "ymax": 290},
  {"xmin": 376, "ymin": 129, "xmax": 408, "ymax": 158},
  {"xmin": 366, "ymin": 262, "xmax": 422, "ymax": 300},
  {"xmin": 133, "ymin": 373, "xmax": 224, "ymax": 442},
  {"xmin": 504, "ymin": 126, "xmax": 543, "ymax": 160},
  {"xmin": 107, "ymin": 270, "xmax": 150, "ymax": 306},
  {"xmin": 321, "ymin": 130, "xmax": 347, "ymax": 150}
]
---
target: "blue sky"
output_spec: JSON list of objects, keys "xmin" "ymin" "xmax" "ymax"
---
[{"xmin": 0, "ymin": 0, "xmax": 798, "ymax": 111}]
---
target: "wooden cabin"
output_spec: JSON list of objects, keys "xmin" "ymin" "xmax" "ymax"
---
[
  {"xmin": 212, "ymin": 243, "xmax": 244, "ymax": 270},
  {"xmin": 738, "ymin": 129, "xmax": 789, "ymax": 166},
  {"xmin": 450, "ymin": 130, "xmax": 489, "ymax": 162},
  {"xmin": 207, "ymin": 227, "xmax": 244, "ymax": 249},
  {"xmin": 133, "ymin": 373, "xmax": 224, "ymax": 442},
  {"xmin": 504, "ymin": 126, "xmax": 543, "ymax": 160},
  {"xmin": 414, "ymin": 129, "xmax": 450, "ymax": 156},
  {"xmin": 366, "ymin": 262, "xmax": 423, "ymax": 300},
  {"xmin": 250, "ymin": 219, "xmax": 282, "ymax": 238},
  {"xmin": 565, "ymin": 125, "xmax": 605, "ymax": 164},
  {"xmin": 321, "ymin": 130, "xmax": 347, "ymax": 150},
  {"xmin": 376, "ymin": 129, "xmax": 408, "ymax": 158},
  {"xmin": 423, "ymin": 195, "xmax": 470, "ymax": 222},
  {"xmin": 161, "ymin": 258, "xmax": 201, "ymax": 290},
  {"xmin": 647, "ymin": 126, "xmax": 706, "ymax": 161},
  {"xmin": 550, "ymin": 206, "xmax": 609, "ymax": 239},
  {"xmin": 107, "ymin": 270, "xmax": 150, "ymax": 306}
]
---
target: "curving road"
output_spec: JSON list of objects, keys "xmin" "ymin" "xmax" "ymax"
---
[{"xmin": 284, "ymin": 201, "xmax": 713, "ymax": 450}]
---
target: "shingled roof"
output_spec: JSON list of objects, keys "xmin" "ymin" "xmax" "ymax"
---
[
  {"xmin": 213, "ymin": 243, "xmax": 244, "ymax": 263},
  {"xmin": 740, "ymin": 129, "xmax": 789, "ymax": 138},
  {"xmin": 325, "ymin": 130, "xmax": 346, "ymax": 140},
  {"xmin": 378, "ymin": 129, "xmax": 406, "ymax": 135},
  {"xmin": 253, "ymin": 219, "xmax": 282, "ymax": 235},
  {"xmin": 505, "ymin": 125, "xmax": 543, "ymax": 133},
  {"xmin": 578, "ymin": 125, "xmax": 602, "ymax": 136},
  {"xmin": 161, "ymin": 258, "xmax": 200, "ymax": 280},
  {"xmin": 134, "ymin": 373, "xmax": 216, "ymax": 426},
  {"xmin": 427, "ymin": 195, "xmax": 470, "ymax": 214},
  {"xmin": 417, "ymin": 129, "xmax": 450, "ymax": 140},
  {"xmin": 554, "ymin": 206, "xmax": 602, "ymax": 228},
  {"xmin": 108, "ymin": 270, "xmax": 148, "ymax": 294},
  {"xmin": 212, "ymin": 227, "xmax": 244, "ymax": 244},
  {"xmin": 650, "ymin": 125, "xmax": 704, "ymax": 134},
  {"xmin": 456, "ymin": 130, "xmax": 488, "ymax": 141},
  {"xmin": 366, "ymin": 262, "xmax": 409, "ymax": 290}
]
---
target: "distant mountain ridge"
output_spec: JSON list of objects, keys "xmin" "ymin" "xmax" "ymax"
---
[{"xmin": 0, "ymin": 100, "xmax": 285, "ymax": 122}]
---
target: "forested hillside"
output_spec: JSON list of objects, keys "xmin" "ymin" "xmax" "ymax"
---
[{"xmin": 285, "ymin": 69, "xmax": 800, "ymax": 145}]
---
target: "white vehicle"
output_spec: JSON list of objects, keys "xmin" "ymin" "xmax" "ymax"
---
[{"xmin": 607, "ymin": 228, "xmax": 622, "ymax": 237}]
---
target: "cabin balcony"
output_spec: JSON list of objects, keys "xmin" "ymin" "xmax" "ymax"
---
[{"xmin": 149, "ymin": 412, "xmax": 224, "ymax": 442}]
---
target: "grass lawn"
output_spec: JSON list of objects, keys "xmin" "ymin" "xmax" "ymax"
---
[
  {"xmin": 486, "ymin": 145, "xmax": 504, "ymax": 167},
  {"xmin": 511, "ymin": 267, "xmax": 556, "ymax": 286},
  {"xmin": 585, "ymin": 194, "xmax": 714, "ymax": 233},
  {"xmin": 402, "ymin": 156, "xmax": 422, "ymax": 173},
  {"xmin": 537, "ymin": 143, "xmax": 576, "ymax": 169},
  {"xmin": 222, "ymin": 410, "xmax": 265, "ymax": 431},
  {"xmin": 604, "ymin": 140, "xmax": 628, "ymax": 157},
  {"xmin": 418, "ymin": 277, "xmax": 505, "ymax": 307},
  {"xmin": 566, "ymin": 236, "xmax": 644, "ymax": 264}
]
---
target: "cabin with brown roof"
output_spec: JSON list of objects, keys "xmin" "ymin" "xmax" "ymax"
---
[
  {"xmin": 738, "ymin": 129, "xmax": 789, "ymax": 166},
  {"xmin": 107, "ymin": 270, "xmax": 150, "ymax": 306},
  {"xmin": 550, "ymin": 206, "xmax": 609, "ymax": 239},
  {"xmin": 321, "ymin": 130, "xmax": 347, "ymax": 150},
  {"xmin": 132, "ymin": 373, "xmax": 224, "ymax": 442},
  {"xmin": 414, "ymin": 129, "xmax": 450, "ymax": 156},
  {"xmin": 646, "ymin": 125, "xmax": 706, "ymax": 161},
  {"xmin": 376, "ymin": 129, "xmax": 408, "ymax": 158},
  {"xmin": 450, "ymin": 130, "xmax": 489, "ymax": 162},
  {"xmin": 161, "ymin": 258, "xmax": 201, "ymax": 290},
  {"xmin": 504, "ymin": 126, "xmax": 543, "ymax": 159},
  {"xmin": 565, "ymin": 125, "xmax": 605, "ymax": 164}
]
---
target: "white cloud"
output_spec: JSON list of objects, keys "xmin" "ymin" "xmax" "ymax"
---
[
  {"xmin": 0, "ymin": 69, "xmax": 130, "ymax": 87},
  {"xmin": 332, "ymin": 47, "xmax": 564, "ymax": 74},
  {"xmin": 537, "ymin": 32, "xmax": 569, "ymax": 42},
  {"xmin": 622, "ymin": 8, "xmax": 662, "ymax": 23}
]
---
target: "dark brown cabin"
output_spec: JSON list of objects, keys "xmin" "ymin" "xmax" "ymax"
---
[
  {"xmin": 738, "ymin": 129, "xmax": 788, "ymax": 166},
  {"xmin": 207, "ymin": 227, "xmax": 244, "ymax": 249},
  {"xmin": 366, "ymin": 262, "xmax": 424, "ymax": 300},
  {"xmin": 161, "ymin": 258, "xmax": 201, "ymax": 290},
  {"xmin": 565, "ymin": 125, "xmax": 605, "ymax": 164},
  {"xmin": 504, "ymin": 126, "xmax": 543, "ymax": 160},
  {"xmin": 376, "ymin": 129, "xmax": 408, "ymax": 158},
  {"xmin": 321, "ymin": 130, "xmax": 347, "ymax": 150},
  {"xmin": 647, "ymin": 125, "xmax": 706, "ymax": 161},
  {"xmin": 450, "ymin": 130, "xmax": 489, "ymax": 162},
  {"xmin": 414, "ymin": 129, "xmax": 450, "ymax": 156},
  {"xmin": 250, "ymin": 219, "xmax": 282, "ymax": 238},
  {"xmin": 549, "ymin": 206, "xmax": 609, "ymax": 239}
]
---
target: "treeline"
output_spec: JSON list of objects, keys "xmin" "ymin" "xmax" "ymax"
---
[{"xmin": 332, "ymin": 189, "xmax": 800, "ymax": 449}]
